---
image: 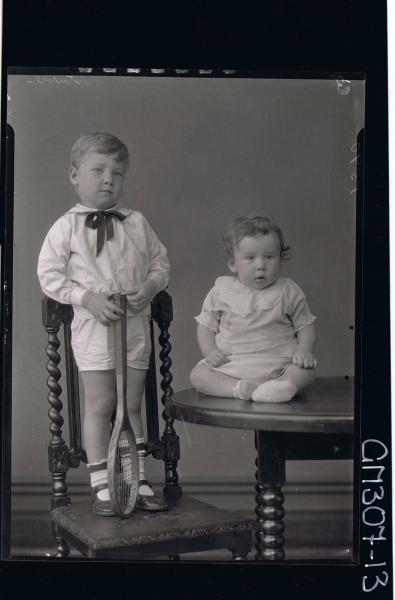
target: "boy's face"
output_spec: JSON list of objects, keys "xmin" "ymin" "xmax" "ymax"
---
[
  {"xmin": 229, "ymin": 233, "xmax": 282, "ymax": 290},
  {"xmin": 69, "ymin": 152, "xmax": 127, "ymax": 209}
]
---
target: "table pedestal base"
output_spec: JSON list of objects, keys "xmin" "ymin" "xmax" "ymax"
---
[{"xmin": 255, "ymin": 431, "xmax": 286, "ymax": 560}]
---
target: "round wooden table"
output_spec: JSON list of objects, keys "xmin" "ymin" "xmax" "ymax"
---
[{"xmin": 166, "ymin": 376, "xmax": 354, "ymax": 560}]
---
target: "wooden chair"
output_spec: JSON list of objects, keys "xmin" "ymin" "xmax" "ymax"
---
[{"xmin": 42, "ymin": 291, "xmax": 253, "ymax": 560}]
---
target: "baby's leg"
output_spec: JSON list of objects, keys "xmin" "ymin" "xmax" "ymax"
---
[
  {"xmin": 278, "ymin": 363, "xmax": 315, "ymax": 391},
  {"xmin": 190, "ymin": 362, "xmax": 258, "ymax": 400},
  {"xmin": 252, "ymin": 364, "xmax": 315, "ymax": 403}
]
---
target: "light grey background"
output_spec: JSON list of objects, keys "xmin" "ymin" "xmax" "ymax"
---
[{"xmin": 7, "ymin": 75, "xmax": 364, "ymax": 488}]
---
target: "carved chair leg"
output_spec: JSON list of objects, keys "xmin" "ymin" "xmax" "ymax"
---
[
  {"xmin": 229, "ymin": 532, "xmax": 251, "ymax": 560},
  {"xmin": 43, "ymin": 299, "xmax": 72, "ymax": 557},
  {"xmin": 50, "ymin": 473, "xmax": 71, "ymax": 558},
  {"xmin": 155, "ymin": 292, "xmax": 182, "ymax": 498},
  {"xmin": 53, "ymin": 523, "xmax": 70, "ymax": 558},
  {"xmin": 232, "ymin": 552, "xmax": 249, "ymax": 561},
  {"xmin": 254, "ymin": 431, "xmax": 285, "ymax": 561},
  {"xmin": 161, "ymin": 428, "xmax": 182, "ymax": 499},
  {"xmin": 160, "ymin": 357, "xmax": 182, "ymax": 497},
  {"xmin": 46, "ymin": 328, "xmax": 71, "ymax": 502}
]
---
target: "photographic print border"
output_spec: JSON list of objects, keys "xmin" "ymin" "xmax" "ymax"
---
[{"xmin": 0, "ymin": 2, "xmax": 391, "ymax": 598}]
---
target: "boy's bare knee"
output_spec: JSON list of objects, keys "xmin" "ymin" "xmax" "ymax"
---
[{"xmin": 88, "ymin": 398, "xmax": 115, "ymax": 420}]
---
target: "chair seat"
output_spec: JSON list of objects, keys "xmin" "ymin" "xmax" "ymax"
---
[{"xmin": 52, "ymin": 495, "xmax": 254, "ymax": 559}]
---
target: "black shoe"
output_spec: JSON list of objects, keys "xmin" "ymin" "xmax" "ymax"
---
[
  {"xmin": 136, "ymin": 481, "xmax": 168, "ymax": 512},
  {"xmin": 136, "ymin": 493, "xmax": 169, "ymax": 512},
  {"xmin": 91, "ymin": 484, "xmax": 116, "ymax": 517}
]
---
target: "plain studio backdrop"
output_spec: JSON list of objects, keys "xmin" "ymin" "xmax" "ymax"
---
[{"xmin": 7, "ymin": 74, "xmax": 364, "ymax": 492}]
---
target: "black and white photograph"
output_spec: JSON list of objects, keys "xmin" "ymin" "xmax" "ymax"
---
[
  {"xmin": 0, "ymin": 1, "xmax": 392, "ymax": 597},
  {"xmin": 5, "ymin": 71, "xmax": 363, "ymax": 562}
]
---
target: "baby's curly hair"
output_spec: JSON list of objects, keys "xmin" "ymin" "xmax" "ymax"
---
[{"xmin": 223, "ymin": 214, "xmax": 290, "ymax": 260}]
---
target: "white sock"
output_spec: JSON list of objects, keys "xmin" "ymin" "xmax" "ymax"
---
[
  {"xmin": 88, "ymin": 460, "xmax": 110, "ymax": 501},
  {"xmin": 233, "ymin": 379, "xmax": 259, "ymax": 400},
  {"xmin": 136, "ymin": 438, "xmax": 154, "ymax": 496},
  {"xmin": 97, "ymin": 488, "xmax": 110, "ymax": 501},
  {"xmin": 251, "ymin": 380, "xmax": 297, "ymax": 403}
]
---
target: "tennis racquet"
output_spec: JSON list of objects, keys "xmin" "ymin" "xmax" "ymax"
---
[{"xmin": 107, "ymin": 294, "xmax": 139, "ymax": 517}]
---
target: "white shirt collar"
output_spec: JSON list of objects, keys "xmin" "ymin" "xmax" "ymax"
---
[{"xmin": 68, "ymin": 203, "xmax": 132, "ymax": 217}]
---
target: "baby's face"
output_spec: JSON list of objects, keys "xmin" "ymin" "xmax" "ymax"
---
[
  {"xmin": 69, "ymin": 152, "xmax": 127, "ymax": 209},
  {"xmin": 229, "ymin": 233, "xmax": 282, "ymax": 290}
]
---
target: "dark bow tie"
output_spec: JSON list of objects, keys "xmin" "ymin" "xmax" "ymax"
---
[{"xmin": 85, "ymin": 210, "xmax": 126, "ymax": 256}]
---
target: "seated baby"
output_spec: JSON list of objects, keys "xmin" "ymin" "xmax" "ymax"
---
[{"xmin": 190, "ymin": 215, "xmax": 316, "ymax": 403}]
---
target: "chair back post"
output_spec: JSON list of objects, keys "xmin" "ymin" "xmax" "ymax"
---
[
  {"xmin": 42, "ymin": 296, "xmax": 71, "ymax": 511},
  {"xmin": 153, "ymin": 291, "xmax": 182, "ymax": 498}
]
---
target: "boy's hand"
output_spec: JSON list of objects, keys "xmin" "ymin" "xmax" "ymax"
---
[
  {"xmin": 127, "ymin": 280, "xmax": 157, "ymax": 313},
  {"xmin": 82, "ymin": 291, "xmax": 124, "ymax": 326},
  {"xmin": 292, "ymin": 350, "xmax": 317, "ymax": 369},
  {"xmin": 205, "ymin": 348, "xmax": 229, "ymax": 368}
]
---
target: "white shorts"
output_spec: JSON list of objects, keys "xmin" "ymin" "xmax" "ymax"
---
[{"xmin": 71, "ymin": 314, "xmax": 151, "ymax": 371}]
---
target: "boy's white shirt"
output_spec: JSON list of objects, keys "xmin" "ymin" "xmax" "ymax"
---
[{"xmin": 37, "ymin": 203, "xmax": 170, "ymax": 319}]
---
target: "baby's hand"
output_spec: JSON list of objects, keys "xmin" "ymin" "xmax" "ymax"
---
[
  {"xmin": 205, "ymin": 349, "xmax": 229, "ymax": 368},
  {"xmin": 127, "ymin": 280, "xmax": 157, "ymax": 313},
  {"xmin": 82, "ymin": 291, "xmax": 124, "ymax": 327},
  {"xmin": 292, "ymin": 350, "xmax": 317, "ymax": 369}
]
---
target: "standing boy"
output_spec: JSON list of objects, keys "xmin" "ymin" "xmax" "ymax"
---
[{"xmin": 38, "ymin": 133, "xmax": 169, "ymax": 515}]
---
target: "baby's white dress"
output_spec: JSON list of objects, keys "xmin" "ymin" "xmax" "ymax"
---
[{"xmin": 195, "ymin": 276, "xmax": 316, "ymax": 382}]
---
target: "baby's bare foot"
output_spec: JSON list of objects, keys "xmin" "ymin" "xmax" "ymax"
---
[
  {"xmin": 252, "ymin": 380, "xmax": 297, "ymax": 403},
  {"xmin": 233, "ymin": 380, "xmax": 259, "ymax": 400}
]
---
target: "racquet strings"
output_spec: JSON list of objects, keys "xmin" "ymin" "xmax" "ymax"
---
[{"xmin": 115, "ymin": 429, "xmax": 136, "ymax": 512}]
